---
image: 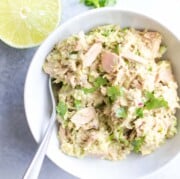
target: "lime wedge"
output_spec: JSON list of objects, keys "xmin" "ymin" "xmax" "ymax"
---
[{"xmin": 0, "ymin": 0, "xmax": 61, "ymax": 48}]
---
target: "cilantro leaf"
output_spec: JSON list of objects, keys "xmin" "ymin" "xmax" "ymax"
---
[
  {"xmin": 115, "ymin": 107, "xmax": 127, "ymax": 118},
  {"xmin": 102, "ymin": 29, "xmax": 110, "ymax": 37},
  {"xmin": 83, "ymin": 76, "xmax": 108, "ymax": 94},
  {"xmin": 56, "ymin": 101, "xmax": 68, "ymax": 119},
  {"xmin": 144, "ymin": 91, "xmax": 168, "ymax": 110},
  {"xmin": 135, "ymin": 108, "xmax": 144, "ymax": 118},
  {"xmin": 113, "ymin": 44, "xmax": 119, "ymax": 55},
  {"xmin": 80, "ymin": 0, "xmax": 99, "ymax": 7},
  {"xmin": 80, "ymin": 0, "xmax": 117, "ymax": 8},
  {"xmin": 107, "ymin": 86, "xmax": 124, "ymax": 101},
  {"xmin": 132, "ymin": 137, "xmax": 145, "ymax": 153},
  {"xmin": 108, "ymin": 133, "xmax": 114, "ymax": 141},
  {"xmin": 82, "ymin": 87, "xmax": 96, "ymax": 94},
  {"xmin": 146, "ymin": 98, "xmax": 168, "ymax": 110},
  {"xmin": 145, "ymin": 91, "xmax": 154, "ymax": 100},
  {"xmin": 93, "ymin": 76, "xmax": 108, "ymax": 88},
  {"xmin": 74, "ymin": 99, "xmax": 82, "ymax": 109}
]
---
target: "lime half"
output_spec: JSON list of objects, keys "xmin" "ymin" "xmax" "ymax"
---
[{"xmin": 0, "ymin": 0, "xmax": 61, "ymax": 48}]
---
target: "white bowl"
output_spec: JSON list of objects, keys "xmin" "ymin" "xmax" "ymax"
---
[{"xmin": 24, "ymin": 8, "xmax": 180, "ymax": 179}]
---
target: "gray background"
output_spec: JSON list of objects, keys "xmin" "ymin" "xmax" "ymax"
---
[{"xmin": 0, "ymin": 0, "xmax": 179, "ymax": 179}]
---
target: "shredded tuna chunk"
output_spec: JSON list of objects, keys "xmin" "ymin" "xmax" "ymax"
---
[
  {"xmin": 83, "ymin": 43, "xmax": 102, "ymax": 67},
  {"xmin": 156, "ymin": 61, "xmax": 174, "ymax": 84},
  {"xmin": 139, "ymin": 31, "xmax": 162, "ymax": 59},
  {"xmin": 70, "ymin": 107, "xmax": 96, "ymax": 129},
  {"xmin": 121, "ymin": 51, "xmax": 147, "ymax": 64},
  {"xmin": 101, "ymin": 51, "xmax": 119, "ymax": 73}
]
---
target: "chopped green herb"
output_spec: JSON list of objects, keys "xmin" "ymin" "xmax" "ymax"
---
[
  {"xmin": 119, "ymin": 138, "xmax": 129, "ymax": 145},
  {"xmin": 107, "ymin": 86, "xmax": 124, "ymax": 101},
  {"xmin": 148, "ymin": 66, "xmax": 152, "ymax": 72},
  {"xmin": 146, "ymin": 98, "xmax": 168, "ymax": 110},
  {"xmin": 115, "ymin": 107, "xmax": 127, "ymax": 118},
  {"xmin": 109, "ymin": 133, "xmax": 114, "ymax": 141},
  {"xmin": 135, "ymin": 108, "xmax": 144, "ymax": 118},
  {"xmin": 135, "ymin": 49, "xmax": 141, "ymax": 56},
  {"xmin": 112, "ymin": 128, "xmax": 129, "ymax": 145},
  {"xmin": 83, "ymin": 76, "xmax": 108, "ymax": 94},
  {"xmin": 122, "ymin": 27, "xmax": 128, "ymax": 32},
  {"xmin": 159, "ymin": 45, "xmax": 167, "ymax": 55},
  {"xmin": 74, "ymin": 99, "xmax": 82, "ymax": 109},
  {"xmin": 113, "ymin": 44, "xmax": 119, "ymax": 55},
  {"xmin": 132, "ymin": 137, "xmax": 145, "ymax": 153},
  {"xmin": 102, "ymin": 30, "xmax": 110, "ymax": 37},
  {"xmin": 82, "ymin": 87, "xmax": 96, "ymax": 94},
  {"xmin": 80, "ymin": 0, "xmax": 99, "ymax": 7},
  {"xmin": 144, "ymin": 91, "xmax": 168, "ymax": 110},
  {"xmin": 80, "ymin": 0, "xmax": 117, "ymax": 8},
  {"xmin": 93, "ymin": 76, "xmax": 108, "ymax": 88},
  {"xmin": 145, "ymin": 91, "xmax": 154, "ymax": 99},
  {"xmin": 56, "ymin": 101, "xmax": 68, "ymax": 119},
  {"xmin": 110, "ymin": 128, "xmax": 122, "ymax": 140}
]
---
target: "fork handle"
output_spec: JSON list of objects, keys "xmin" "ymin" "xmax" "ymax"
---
[{"xmin": 23, "ymin": 111, "xmax": 56, "ymax": 179}]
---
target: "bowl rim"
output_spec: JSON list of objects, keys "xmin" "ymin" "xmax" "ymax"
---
[{"xmin": 24, "ymin": 7, "xmax": 180, "ymax": 179}]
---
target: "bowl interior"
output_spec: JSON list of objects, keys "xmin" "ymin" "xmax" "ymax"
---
[{"xmin": 24, "ymin": 9, "xmax": 180, "ymax": 179}]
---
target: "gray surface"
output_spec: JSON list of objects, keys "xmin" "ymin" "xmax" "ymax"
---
[{"xmin": 0, "ymin": 1, "xmax": 87, "ymax": 178}]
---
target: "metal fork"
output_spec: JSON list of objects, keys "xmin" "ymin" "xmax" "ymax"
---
[{"xmin": 23, "ymin": 78, "xmax": 56, "ymax": 179}]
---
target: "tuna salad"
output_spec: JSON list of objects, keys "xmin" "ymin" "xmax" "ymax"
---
[{"xmin": 43, "ymin": 25, "xmax": 179, "ymax": 160}]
